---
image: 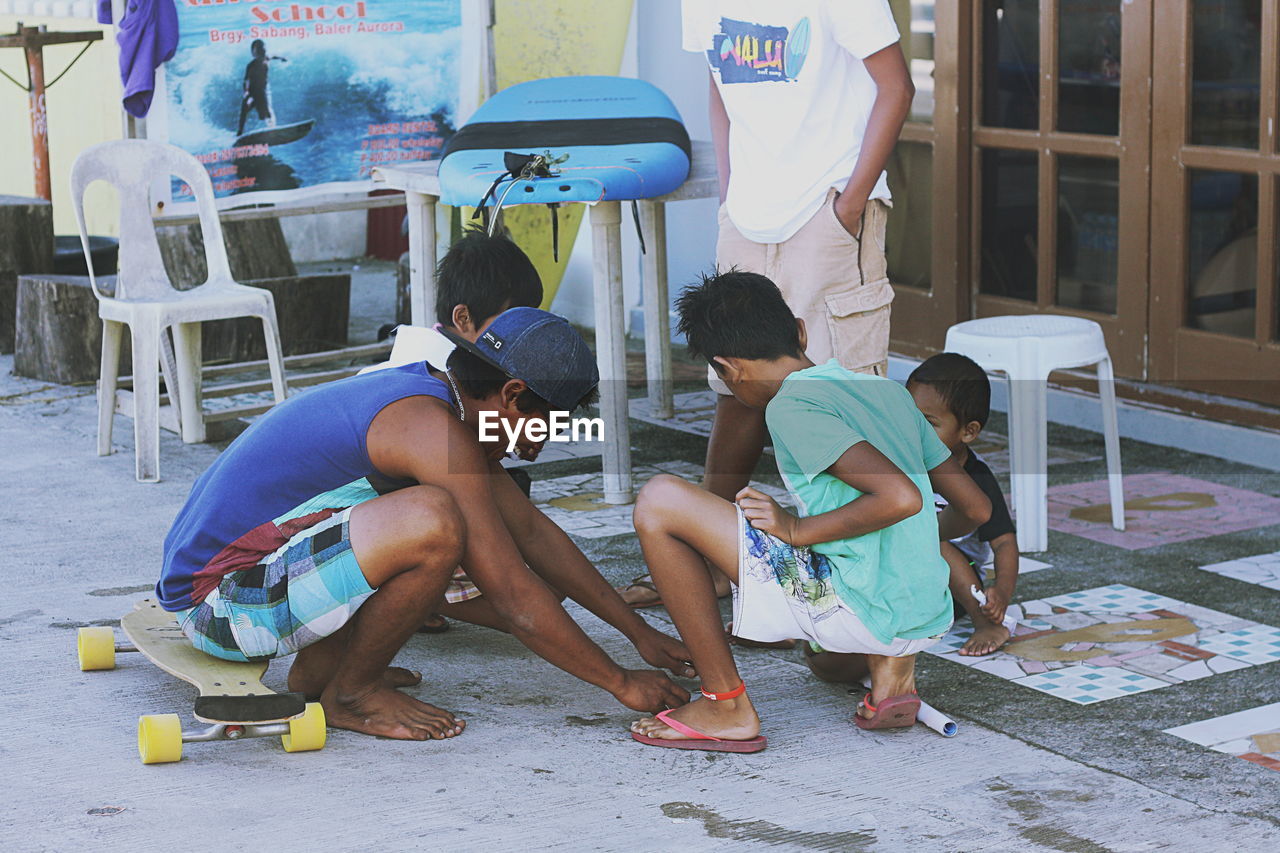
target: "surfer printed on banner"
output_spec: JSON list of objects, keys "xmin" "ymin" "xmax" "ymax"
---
[
  {"xmin": 149, "ymin": 0, "xmax": 480, "ymax": 206},
  {"xmin": 707, "ymin": 16, "xmax": 811, "ymax": 83}
]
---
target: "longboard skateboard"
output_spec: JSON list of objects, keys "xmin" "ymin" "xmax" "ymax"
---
[{"xmin": 78, "ymin": 599, "xmax": 325, "ymax": 764}]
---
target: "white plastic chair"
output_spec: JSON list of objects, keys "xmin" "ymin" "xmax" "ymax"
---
[
  {"xmin": 71, "ymin": 139, "xmax": 288, "ymax": 482},
  {"xmin": 944, "ymin": 315, "xmax": 1124, "ymax": 553}
]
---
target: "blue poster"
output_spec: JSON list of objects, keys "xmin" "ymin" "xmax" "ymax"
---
[{"xmin": 159, "ymin": 0, "xmax": 467, "ymax": 202}]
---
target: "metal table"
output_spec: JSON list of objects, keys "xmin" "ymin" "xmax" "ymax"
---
[{"xmin": 373, "ymin": 140, "xmax": 718, "ymax": 504}]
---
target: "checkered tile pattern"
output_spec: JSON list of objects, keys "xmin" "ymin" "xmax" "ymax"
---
[
  {"xmin": 1041, "ymin": 584, "xmax": 1186, "ymax": 614},
  {"xmin": 929, "ymin": 584, "xmax": 1280, "ymax": 704},
  {"xmin": 1198, "ymin": 626, "xmax": 1280, "ymax": 665},
  {"xmin": 1015, "ymin": 666, "xmax": 1169, "ymax": 704},
  {"xmin": 531, "ymin": 460, "xmax": 794, "ymax": 540}
]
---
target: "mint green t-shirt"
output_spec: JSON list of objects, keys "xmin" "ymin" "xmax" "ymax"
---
[{"xmin": 764, "ymin": 361, "xmax": 954, "ymax": 644}]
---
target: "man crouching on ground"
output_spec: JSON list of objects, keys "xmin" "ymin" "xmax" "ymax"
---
[{"xmin": 158, "ymin": 307, "xmax": 692, "ymax": 741}]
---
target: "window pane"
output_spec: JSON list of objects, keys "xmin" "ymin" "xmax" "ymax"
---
[
  {"xmin": 1191, "ymin": 0, "xmax": 1261, "ymax": 148},
  {"xmin": 1057, "ymin": 156, "xmax": 1119, "ymax": 314},
  {"xmin": 904, "ymin": 0, "xmax": 936, "ymax": 123},
  {"xmin": 887, "ymin": 141, "xmax": 933, "ymax": 290},
  {"xmin": 1057, "ymin": 0, "xmax": 1121, "ymax": 135},
  {"xmin": 981, "ymin": 0, "xmax": 1040, "ymax": 130},
  {"xmin": 1187, "ymin": 169, "xmax": 1257, "ymax": 337},
  {"xmin": 980, "ymin": 148, "xmax": 1038, "ymax": 300}
]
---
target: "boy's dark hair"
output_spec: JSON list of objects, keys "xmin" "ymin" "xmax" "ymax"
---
[
  {"xmin": 446, "ymin": 347, "xmax": 598, "ymax": 413},
  {"xmin": 434, "ymin": 229, "xmax": 542, "ymax": 328},
  {"xmin": 675, "ymin": 270, "xmax": 803, "ymax": 365},
  {"xmin": 907, "ymin": 353, "xmax": 991, "ymax": 428}
]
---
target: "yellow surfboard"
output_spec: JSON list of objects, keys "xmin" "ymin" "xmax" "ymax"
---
[{"xmin": 482, "ymin": 0, "xmax": 635, "ymax": 309}]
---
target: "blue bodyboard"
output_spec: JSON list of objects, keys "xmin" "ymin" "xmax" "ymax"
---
[{"xmin": 438, "ymin": 76, "xmax": 691, "ymax": 208}]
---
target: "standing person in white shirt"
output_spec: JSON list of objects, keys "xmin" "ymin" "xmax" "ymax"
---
[{"xmin": 620, "ymin": 0, "xmax": 915, "ymax": 608}]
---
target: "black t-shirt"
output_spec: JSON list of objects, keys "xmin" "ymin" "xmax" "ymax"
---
[{"xmin": 964, "ymin": 451, "xmax": 1015, "ymax": 542}]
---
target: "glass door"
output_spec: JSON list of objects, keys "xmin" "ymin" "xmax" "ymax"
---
[
  {"xmin": 1149, "ymin": 1, "xmax": 1280, "ymax": 405},
  {"xmin": 970, "ymin": 0, "xmax": 1152, "ymax": 376},
  {"xmin": 886, "ymin": 0, "xmax": 971, "ymax": 355}
]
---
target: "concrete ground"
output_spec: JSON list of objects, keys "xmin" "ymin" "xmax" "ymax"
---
[{"xmin": 3, "ymin": 264, "xmax": 1279, "ymax": 851}]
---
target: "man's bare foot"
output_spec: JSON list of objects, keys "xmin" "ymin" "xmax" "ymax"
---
[
  {"xmin": 959, "ymin": 618, "xmax": 1010, "ymax": 657},
  {"xmin": 629, "ymin": 695, "xmax": 759, "ymax": 743},
  {"xmin": 617, "ymin": 575, "xmax": 663, "ymax": 608},
  {"xmin": 288, "ymin": 661, "xmax": 422, "ymax": 700},
  {"xmin": 321, "ymin": 683, "xmax": 465, "ymax": 740},
  {"xmin": 617, "ymin": 573, "xmax": 732, "ymax": 608},
  {"xmin": 383, "ymin": 666, "xmax": 423, "ymax": 689},
  {"xmin": 417, "ymin": 613, "xmax": 450, "ymax": 634}
]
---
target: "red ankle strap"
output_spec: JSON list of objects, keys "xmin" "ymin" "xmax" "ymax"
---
[{"xmin": 700, "ymin": 681, "xmax": 746, "ymax": 701}]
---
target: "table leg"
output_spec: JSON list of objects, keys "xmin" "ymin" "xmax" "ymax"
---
[
  {"xmin": 589, "ymin": 201, "xmax": 633, "ymax": 505},
  {"xmin": 639, "ymin": 200, "xmax": 673, "ymax": 420},
  {"xmin": 404, "ymin": 192, "xmax": 439, "ymax": 327}
]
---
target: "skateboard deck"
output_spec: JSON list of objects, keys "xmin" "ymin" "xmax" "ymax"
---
[{"xmin": 120, "ymin": 599, "xmax": 306, "ymax": 725}]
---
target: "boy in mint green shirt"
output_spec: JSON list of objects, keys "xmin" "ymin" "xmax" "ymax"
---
[{"xmin": 630, "ymin": 271, "xmax": 990, "ymax": 753}]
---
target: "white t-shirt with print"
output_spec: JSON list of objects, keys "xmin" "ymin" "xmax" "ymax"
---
[{"xmin": 682, "ymin": 0, "xmax": 900, "ymax": 244}]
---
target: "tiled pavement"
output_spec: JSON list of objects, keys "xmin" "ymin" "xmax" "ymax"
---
[{"xmin": 605, "ymin": 386, "xmax": 1280, "ymax": 782}]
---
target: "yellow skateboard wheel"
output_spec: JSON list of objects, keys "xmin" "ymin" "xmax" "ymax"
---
[
  {"xmin": 77, "ymin": 626, "xmax": 116, "ymax": 671},
  {"xmin": 138, "ymin": 714, "xmax": 183, "ymax": 764},
  {"xmin": 281, "ymin": 702, "xmax": 326, "ymax": 753}
]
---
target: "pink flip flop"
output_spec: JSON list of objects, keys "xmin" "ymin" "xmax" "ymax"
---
[
  {"xmin": 630, "ymin": 709, "xmax": 767, "ymax": 753},
  {"xmin": 853, "ymin": 692, "xmax": 920, "ymax": 730}
]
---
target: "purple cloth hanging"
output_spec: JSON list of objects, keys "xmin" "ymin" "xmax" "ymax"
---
[{"xmin": 99, "ymin": 0, "xmax": 180, "ymax": 118}]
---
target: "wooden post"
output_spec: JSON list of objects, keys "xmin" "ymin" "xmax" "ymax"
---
[
  {"xmin": 0, "ymin": 26, "xmax": 104, "ymax": 200},
  {"xmin": 23, "ymin": 30, "xmax": 49, "ymax": 201}
]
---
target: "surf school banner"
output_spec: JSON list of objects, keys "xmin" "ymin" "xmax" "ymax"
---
[{"xmin": 153, "ymin": 0, "xmax": 471, "ymax": 204}]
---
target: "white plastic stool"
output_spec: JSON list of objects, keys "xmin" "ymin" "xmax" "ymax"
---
[{"xmin": 944, "ymin": 315, "xmax": 1124, "ymax": 552}]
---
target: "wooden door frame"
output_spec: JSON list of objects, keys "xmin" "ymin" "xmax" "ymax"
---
[
  {"xmin": 890, "ymin": 1, "xmax": 972, "ymax": 357},
  {"xmin": 967, "ymin": 0, "xmax": 1152, "ymax": 378},
  {"xmin": 1149, "ymin": 0, "xmax": 1280, "ymax": 404}
]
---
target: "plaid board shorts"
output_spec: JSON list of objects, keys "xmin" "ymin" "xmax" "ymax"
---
[
  {"xmin": 445, "ymin": 567, "xmax": 482, "ymax": 604},
  {"xmin": 177, "ymin": 508, "xmax": 374, "ymax": 662}
]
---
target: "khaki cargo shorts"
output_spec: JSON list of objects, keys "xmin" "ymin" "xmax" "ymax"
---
[{"xmin": 709, "ymin": 188, "xmax": 894, "ymax": 394}]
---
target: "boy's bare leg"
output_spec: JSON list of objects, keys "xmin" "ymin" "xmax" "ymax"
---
[
  {"xmin": 435, "ymin": 596, "xmax": 509, "ymax": 632},
  {"xmin": 701, "ymin": 395, "xmax": 768, "ymax": 599},
  {"xmin": 703, "ymin": 394, "xmax": 768, "ymax": 501},
  {"xmin": 628, "ymin": 475, "xmax": 760, "ymax": 742},
  {"xmin": 858, "ymin": 653, "xmax": 917, "ymax": 719},
  {"xmin": 288, "ymin": 485, "xmax": 469, "ymax": 741},
  {"xmin": 802, "ymin": 644, "xmax": 870, "ymax": 684},
  {"xmin": 943, "ymin": 541, "xmax": 1009, "ymax": 656},
  {"xmin": 617, "ymin": 395, "xmax": 765, "ymax": 606}
]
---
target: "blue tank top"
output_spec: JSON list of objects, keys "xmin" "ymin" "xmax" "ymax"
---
[{"xmin": 159, "ymin": 363, "xmax": 453, "ymax": 610}]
